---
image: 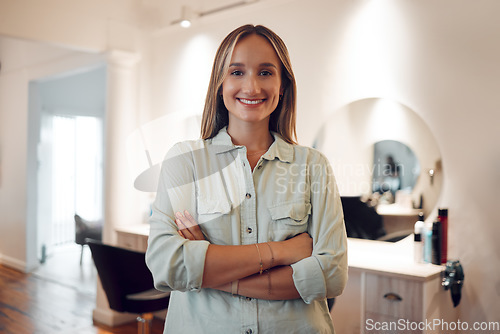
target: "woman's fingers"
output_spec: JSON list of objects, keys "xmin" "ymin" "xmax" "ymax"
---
[
  {"xmin": 183, "ymin": 210, "xmax": 206, "ymax": 240},
  {"xmin": 184, "ymin": 210, "xmax": 198, "ymax": 227},
  {"xmin": 175, "ymin": 211, "xmax": 206, "ymax": 241},
  {"xmin": 175, "ymin": 216, "xmax": 194, "ymax": 240}
]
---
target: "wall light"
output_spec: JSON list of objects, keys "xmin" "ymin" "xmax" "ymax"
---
[
  {"xmin": 180, "ymin": 19, "xmax": 191, "ymax": 28},
  {"xmin": 172, "ymin": 1, "xmax": 259, "ymax": 28},
  {"xmin": 178, "ymin": 6, "xmax": 195, "ymax": 28}
]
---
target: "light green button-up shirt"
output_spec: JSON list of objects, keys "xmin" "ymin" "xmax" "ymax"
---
[{"xmin": 146, "ymin": 127, "xmax": 348, "ymax": 334}]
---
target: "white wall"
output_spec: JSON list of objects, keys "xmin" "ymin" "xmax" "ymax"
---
[
  {"xmin": 0, "ymin": 59, "xmax": 30, "ymax": 269},
  {"xmin": 37, "ymin": 66, "xmax": 107, "ymax": 116},
  {"xmin": 1, "ymin": 0, "xmax": 499, "ymax": 329},
  {"xmin": 146, "ymin": 0, "xmax": 500, "ymax": 326},
  {"xmin": 0, "ymin": 0, "xmax": 142, "ymax": 52}
]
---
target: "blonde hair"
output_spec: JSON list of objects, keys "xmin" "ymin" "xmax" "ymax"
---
[{"xmin": 200, "ymin": 24, "xmax": 297, "ymax": 144}]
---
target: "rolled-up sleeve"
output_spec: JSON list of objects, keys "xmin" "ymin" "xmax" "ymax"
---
[
  {"xmin": 146, "ymin": 142, "xmax": 210, "ymax": 292},
  {"xmin": 290, "ymin": 153, "xmax": 348, "ymax": 304}
]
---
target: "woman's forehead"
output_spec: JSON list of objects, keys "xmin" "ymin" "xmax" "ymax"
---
[{"xmin": 230, "ymin": 34, "xmax": 280, "ymax": 65}]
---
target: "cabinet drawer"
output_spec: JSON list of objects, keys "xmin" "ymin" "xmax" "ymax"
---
[
  {"xmin": 365, "ymin": 273, "xmax": 423, "ymax": 321},
  {"xmin": 136, "ymin": 235, "xmax": 148, "ymax": 252},
  {"xmin": 117, "ymin": 231, "xmax": 148, "ymax": 252},
  {"xmin": 117, "ymin": 232, "xmax": 139, "ymax": 251}
]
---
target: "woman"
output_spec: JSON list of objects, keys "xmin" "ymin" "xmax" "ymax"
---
[{"xmin": 146, "ymin": 24, "xmax": 347, "ymax": 333}]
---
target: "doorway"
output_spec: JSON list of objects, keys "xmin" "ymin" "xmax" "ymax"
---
[
  {"xmin": 39, "ymin": 115, "xmax": 103, "ymax": 253},
  {"xmin": 29, "ymin": 65, "xmax": 106, "ymax": 293}
]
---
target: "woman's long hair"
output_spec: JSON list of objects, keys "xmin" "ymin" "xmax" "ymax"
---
[{"xmin": 200, "ymin": 24, "xmax": 297, "ymax": 144}]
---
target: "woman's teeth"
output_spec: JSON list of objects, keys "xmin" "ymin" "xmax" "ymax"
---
[{"xmin": 239, "ymin": 98, "xmax": 263, "ymax": 105}]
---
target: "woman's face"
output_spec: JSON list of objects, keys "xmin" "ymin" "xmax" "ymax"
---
[{"xmin": 221, "ymin": 34, "xmax": 283, "ymax": 128}]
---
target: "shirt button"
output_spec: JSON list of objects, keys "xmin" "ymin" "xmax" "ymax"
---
[
  {"xmin": 247, "ymin": 227, "xmax": 252, "ymax": 233},
  {"xmin": 257, "ymin": 165, "xmax": 262, "ymax": 169},
  {"xmin": 245, "ymin": 330, "xmax": 253, "ymax": 334},
  {"xmin": 245, "ymin": 193, "xmax": 251, "ymax": 199},
  {"xmin": 242, "ymin": 161, "xmax": 246, "ymax": 167}
]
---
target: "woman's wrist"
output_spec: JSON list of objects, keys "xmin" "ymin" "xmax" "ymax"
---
[
  {"xmin": 255, "ymin": 242, "xmax": 277, "ymax": 271},
  {"xmin": 268, "ymin": 241, "xmax": 286, "ymax": 266},
  {"xmin": 265, "ymin": 242, "xmax": 275, "ymax": 269},
  {"xmin": 212, "ymin": 281, "xmax": 232, "ymax": 293}
]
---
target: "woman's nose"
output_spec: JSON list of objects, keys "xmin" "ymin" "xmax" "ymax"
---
[{"xmin": 242, "ymin": 75, "xmax": 260, "ymax": 95}]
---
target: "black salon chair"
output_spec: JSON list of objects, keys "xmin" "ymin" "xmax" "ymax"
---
[
  {"xmin": 75, "ymin": 214, "xmax": 102, "ymax": 264},
  {"xmin": 341, "ymin": 196, "xmax": 386, "ymax": 240},
  {"xmin": 340, "ymin": 196, "xmax": 412, "ymax": 242},
  {"xmin": 86, "ymin": 239, "xmax": 170, "ymax": 334}
]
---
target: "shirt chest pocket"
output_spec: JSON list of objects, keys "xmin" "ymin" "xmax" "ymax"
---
[
  {"xmin": 196, "ymin": 196, "xmax": 232, "ymax": 245},
  {"xmin": 268, "ymin": 201, "xmax": 311, "ymax": 240}
]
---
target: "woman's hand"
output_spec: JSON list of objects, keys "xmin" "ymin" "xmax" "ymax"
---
[
  {"xmin": 274, "ymin": 233, "xmax": 313, "ymax": 266},
  {"xmin": 175, "ymin": 210, "xmax": 206, "ymax": 241}
]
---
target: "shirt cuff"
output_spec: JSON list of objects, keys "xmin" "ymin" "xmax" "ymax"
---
[
  {"xmin": 184, "ymin": 239, "xmax": 210, "ymax": 291},
  {"xmin": 290, "ymin": 256, "xmax": 326, "ymax": 304}
]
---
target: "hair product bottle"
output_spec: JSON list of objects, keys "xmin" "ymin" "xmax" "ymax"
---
[
  {"xmin": 414, "ymin": 212, "xmax": 425, "ymax": 263},
  {"xmin": 431, "ymin": 218, "xmax": 442, "ymax": 265},
  {"xmin": 423, "ymin": 218, "xmax": 433, "ymax": 263},
  {"xmin": 438, "ymin": 208, "xmax": 448, "ymax": 264}
]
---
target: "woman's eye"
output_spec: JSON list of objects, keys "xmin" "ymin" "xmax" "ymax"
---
[
  {"xmin": 230, "ymin": 70, "xmax": 243, "ymax": 76},
  {"xmin": 260, "ymin": 70, "xmax": 272, "ymax": 76}
]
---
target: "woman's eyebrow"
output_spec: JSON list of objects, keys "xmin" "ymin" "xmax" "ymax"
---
[
  {"xmin": 260, "ymin": 62, "xmax": 278, "ymax": 68},
  {"xmin": 228, "ymin": 62, "xmax": 278, "ymax": 68}
]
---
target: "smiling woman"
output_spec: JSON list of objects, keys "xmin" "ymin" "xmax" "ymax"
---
[
  {"xmin": 146, "ymin": 24, "xmax": 348, "ymax": 334},
  {"xmin": 200, "ymin": 25, "xmax": 297, "ymax": 145}
]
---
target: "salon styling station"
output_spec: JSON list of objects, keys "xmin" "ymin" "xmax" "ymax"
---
[{"xmin": 332, "ymin": 236, "xmax": 460, "ymax": 334}]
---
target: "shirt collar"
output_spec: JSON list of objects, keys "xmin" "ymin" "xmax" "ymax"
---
[
  {"xmin": 210, "ymin": 127, "xmax": 294, "ymax": 163},
  {"xmin": 210, "ymin": 127, "xmax": 238, "ymax": 154},
  {"xmin": 266, "ymin": 132, "xmax": 294, "ymax": 163}
]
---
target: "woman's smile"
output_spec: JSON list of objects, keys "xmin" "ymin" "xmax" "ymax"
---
[{"xmin": 238, "ymin": 98, "xmax": 265, "ymax": 106}]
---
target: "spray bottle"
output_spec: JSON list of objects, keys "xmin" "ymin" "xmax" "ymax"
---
[{"xmin": 414, "ymin": 212, "xmax": 425, "ymax": 263}]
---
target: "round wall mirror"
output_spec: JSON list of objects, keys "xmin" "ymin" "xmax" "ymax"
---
[{"xmin": 314, "ymin": 98, "xmax": 443, "ymax": 231}]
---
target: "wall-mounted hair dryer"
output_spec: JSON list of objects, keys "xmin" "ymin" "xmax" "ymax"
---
[{"xmin": 441, "ymin": 260, "xmax": 464, "ymax": 307}]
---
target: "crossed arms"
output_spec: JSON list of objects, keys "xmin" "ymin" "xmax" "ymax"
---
[{"xmin": 175, "ymin": 210, "xmax": 313, "ymax": 300}]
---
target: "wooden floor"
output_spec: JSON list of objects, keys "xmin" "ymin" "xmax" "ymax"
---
[{"xmin": 0, "ymin": 244, "xmax": 165, "ymax": 334}]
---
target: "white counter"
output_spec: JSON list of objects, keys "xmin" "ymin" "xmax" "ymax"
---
[{"xmin": 347, "ymin": 236, "xmax": 443, "ymax": 281}]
